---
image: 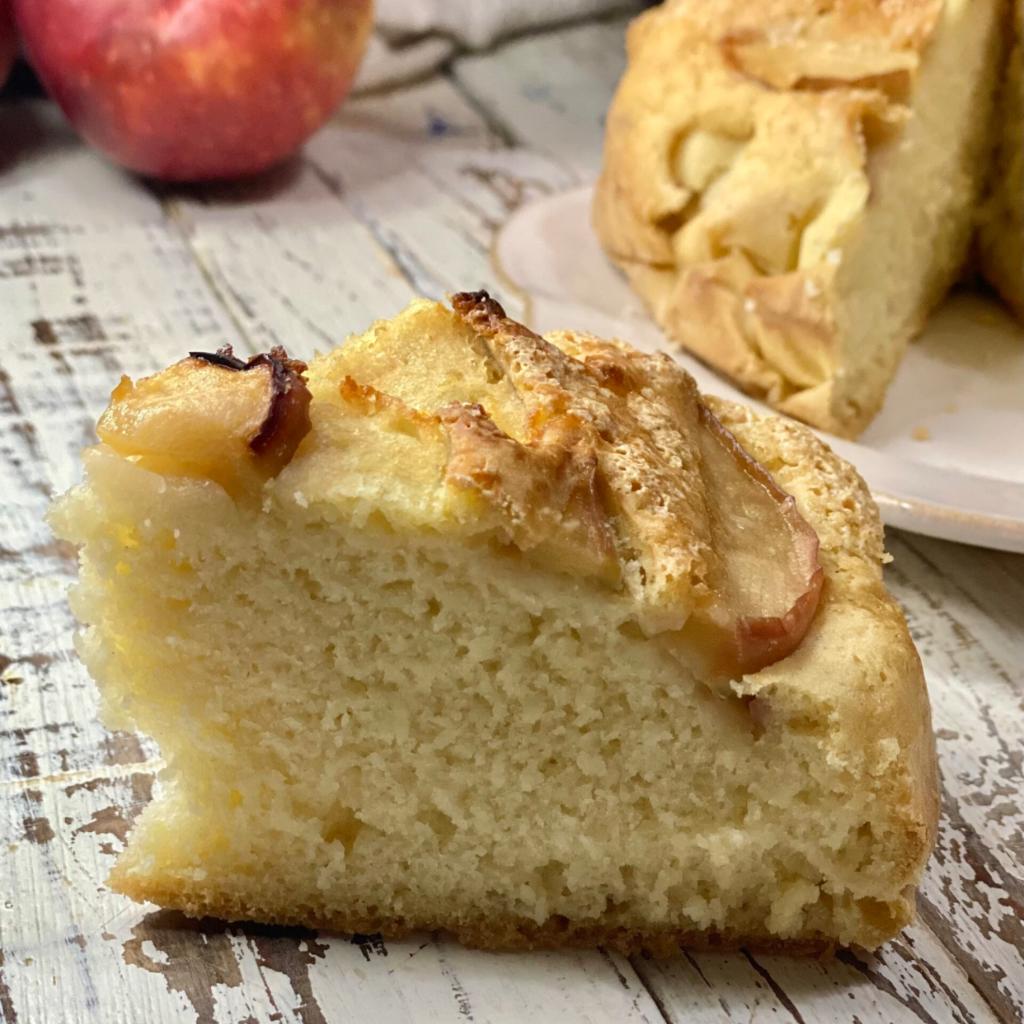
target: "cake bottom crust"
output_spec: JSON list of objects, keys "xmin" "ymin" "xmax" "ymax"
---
[{"xmin": 115, "ymin": 875, "xmax": 841, "ymax": 957}]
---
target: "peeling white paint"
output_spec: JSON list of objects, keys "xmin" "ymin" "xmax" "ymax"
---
[{"xmin": 1, "ymin": 19, "xmax": 1022, "ymax": 1024}]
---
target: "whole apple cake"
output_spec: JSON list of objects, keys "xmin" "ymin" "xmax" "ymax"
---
[
  {"xmin": 594, "ymin": 0, "xmax": 1005, "ymax": 437},
  {"xmin": 50, "ymin": 293, "xmax": 938, "ymax": 953}
]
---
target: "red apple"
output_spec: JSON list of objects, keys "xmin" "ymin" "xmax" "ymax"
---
[
  {"xmin": 13, "ymin": 0, "xmax": 373, "ymax": 181},
  {"xmin": 0, "ymin": 0, "xmax": 16, "ymax": 90}
]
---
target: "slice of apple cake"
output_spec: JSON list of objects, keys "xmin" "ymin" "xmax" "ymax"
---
[
  {"xmin": 594, "ymin": 0, "xmax": 1005, "ymax": 437},
  {"xmin": 50, "ymin": 293, "xmax": 937, "ymax": 952}
]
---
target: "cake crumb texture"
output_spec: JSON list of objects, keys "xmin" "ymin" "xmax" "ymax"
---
[{"xmin": 50, "ymin": 296, "xmax": 938, "ymax": 952}]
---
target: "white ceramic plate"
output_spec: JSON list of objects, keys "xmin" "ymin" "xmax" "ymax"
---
[{"xmin": 493, "ymin": 186, "xmax": 1024, "ymax": 553}]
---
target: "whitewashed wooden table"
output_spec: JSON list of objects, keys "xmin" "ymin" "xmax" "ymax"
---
[{"xmin": 2, "ymin": 14, "xmax": 1023, "ymax": 1024}]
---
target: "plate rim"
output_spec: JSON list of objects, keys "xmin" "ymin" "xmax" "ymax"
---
[{"xmin": 493, "ymin": 184, "xmax": 1024, "ymax": 555}]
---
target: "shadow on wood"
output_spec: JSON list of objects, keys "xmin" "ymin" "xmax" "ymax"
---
[
  {"xmin": 122, "ymin": 909, "xmax": 331, "ymax": 1024},
  {"xmin": 145, "ymin": 155, "xmax": 305, "ymax": 209}
]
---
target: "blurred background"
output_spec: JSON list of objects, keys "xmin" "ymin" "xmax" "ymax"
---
[{"xmin": 0, "ymin": 0, "xmax": 651, "ymax": 182}]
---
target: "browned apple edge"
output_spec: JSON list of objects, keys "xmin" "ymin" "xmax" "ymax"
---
[
  {"xmin": 190, "ymin": 345, "xmax": 312, "ymax": 472},
  {"xmin": 697, "ymin": 401, "xmax": 825, "ymax": 678}
]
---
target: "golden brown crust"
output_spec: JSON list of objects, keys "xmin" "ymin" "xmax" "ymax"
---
[
  {"xmin": 438, "ymin": 399, "xmax": 620, "ymax": 581},
  {"xmin": 445, "ymin": 291, "xmax": 720, "ymax": 630},
  {"xmin": 593, "ymin": 0, "xmax": 1000, "ymax": 437}
]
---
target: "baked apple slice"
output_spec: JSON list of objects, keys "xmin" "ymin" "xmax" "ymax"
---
[
  {"xmin": 694, "ymin": 403, "xmax": 824, "ymax": 678},
  {"xmin": 97, "ymin": 346, "xmax": 312, "ymax": 496}
]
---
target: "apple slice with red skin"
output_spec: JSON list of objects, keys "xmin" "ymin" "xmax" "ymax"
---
[
  {"xmin": 97, "ymin": 346, "xmax": 311, "ymax": 497},
  {"xmin": 693, "ymin": 402, "xmax": 825, "ymax": 679}
]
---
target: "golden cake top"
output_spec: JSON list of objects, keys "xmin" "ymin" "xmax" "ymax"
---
[
  {"xmin": 595, "ymin": 0, "xmax": 940, "ymax": 271},
  {"xmin": 94, "ymin": 292, "xmax": 824, "ymax": 679}
]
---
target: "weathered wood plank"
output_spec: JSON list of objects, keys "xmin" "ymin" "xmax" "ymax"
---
[
  {"xmin": 170, "ymin": 144, "xmax": 573, "ymax": 352},
  {"xmin": 896, "ymin": 532, "xmax": 1024, "ymax": 659},
  {"xmin": 450, "ymin": 14, "xmax": 633, "ymax": 179},
  {"xmin": 162, "ymin": 78, "xmax": 574, "ymax": 353},
  {"xmin": 2, "ymin": 24, "xmax": 1023, "ymax": 1024},
  {"xmin": 632, "ymin": 931, "xmax": 1002, "ymax": 1024},
  {"xmin": 883, "ymin": 532, "xmax": 1024, "ymax": 1024}
]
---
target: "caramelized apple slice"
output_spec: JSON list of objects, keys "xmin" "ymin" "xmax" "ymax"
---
[
  {"xmin": 694, "ymin": 403, "xmax": 824, "ymax": 678},
  {"xmin": 97, "ymin": 346, "xmax": 312, "ymax": 496}
]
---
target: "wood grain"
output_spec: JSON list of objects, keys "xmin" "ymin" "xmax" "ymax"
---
[
  {"xmin": 1, "ymin": 18, "xmax": 1022, "ymax": 1024},
  {"xmin": 451, "ymin": 14, "xmax": 633, "ymax": 180},
  {"xmin": 0, "ymin": 76, "xmax": 664, "ymax": 1024}
]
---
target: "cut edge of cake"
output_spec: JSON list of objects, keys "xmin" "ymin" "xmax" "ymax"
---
[{"xmin": 50, "ymin": 294, "xmax": 938, "ymax": 954}]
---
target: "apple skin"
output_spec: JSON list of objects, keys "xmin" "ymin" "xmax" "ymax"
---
[
  {"xmin": 692, "ymin": 402, "xmax": 825, "ymax": 680},
  {"xmin": 0, "ymin": 0, "xmax": 16, "ymax": 91},
  {"xmin": 13, "ymin": 0, "xmax": 373, "ymax": 181},
  {"xmin": 98, "ymin": 346, "xmax": 312, "ymax": 497}
]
